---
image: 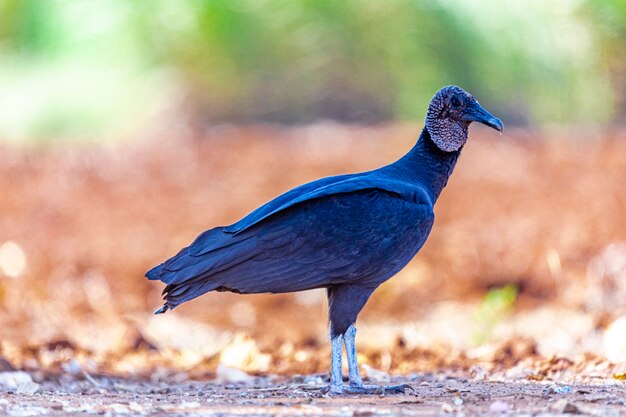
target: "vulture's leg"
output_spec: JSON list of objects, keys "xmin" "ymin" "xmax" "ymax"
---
[
  {"xmin": 343, "ymin": 324, "xmax": 362, "ymax": 385},
  {"xmin": 329, "ymin": 330, "xmax": 344, "ymax": 391},
  {"xmin": 343, "ymin": 323, "xmax": 415, "ymax": 394},
  {"xmin": 322, "ymin": 285, "xmax": 414, "ymax": 395}
]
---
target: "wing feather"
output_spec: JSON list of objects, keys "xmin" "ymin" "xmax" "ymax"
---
[{"xmin": 148, "ymin": 181, "xmax": 434, "ymax": 311}]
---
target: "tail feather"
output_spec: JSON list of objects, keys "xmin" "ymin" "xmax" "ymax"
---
[
  {"xmin": 146, "ymin": 217, "xmax": 306, "ymax": 311},
  {"xmin": 154, "ymin": 305, "xmax": 168, "ymax": 314},
  {"xmin": 160, "ymin": 280, "xmax": 223, "ymax": 310},
  {"xmin": 162, "ymin": 240, "xmax": 258, "ymax": 285},
  {"xmin": 146, "ymin": 263, "xmax": 164, "ymax": 280}
]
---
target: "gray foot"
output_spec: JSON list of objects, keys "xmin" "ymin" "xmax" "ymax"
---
[{"xmin": 322, "ymin": 383, "xmax": 415, "ymax": 395}]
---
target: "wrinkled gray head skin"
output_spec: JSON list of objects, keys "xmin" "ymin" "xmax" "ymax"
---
[{"xmin": 425, "ymin": 85, "xmax": 504, "ymax": 152}]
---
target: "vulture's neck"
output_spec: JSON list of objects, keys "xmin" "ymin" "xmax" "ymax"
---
[{"xmin": 391, "ymin": 128, "xmax": 461, "ymax": 203}]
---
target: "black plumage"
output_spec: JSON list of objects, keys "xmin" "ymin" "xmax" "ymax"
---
[{"xmin": 147, "ymin": 85, "xmax": 503, "ymax": 394}]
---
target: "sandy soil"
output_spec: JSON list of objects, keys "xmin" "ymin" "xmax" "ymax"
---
[
  {"xmin": 2, "ymin": 126, "xmax": 626, "ymax": 416},
  {"xmin": 2, "ymin": 374, "xmax": 625, "ymax": 417}
]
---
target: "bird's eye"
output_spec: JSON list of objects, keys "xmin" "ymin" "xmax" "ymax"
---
[{"xmin": 450, "ymin": 97, "xmax": 461, "ymax": 108}]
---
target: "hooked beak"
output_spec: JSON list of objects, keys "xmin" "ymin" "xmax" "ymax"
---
[{"xmin": 464, "ymin": 101, "xmax": 504, "ymax": 133}]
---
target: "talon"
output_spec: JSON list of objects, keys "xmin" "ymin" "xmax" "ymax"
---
[
  {"xmin": 321, "ymin": 383, "xmax": 414, "ymax": 395},
  {"xmin": 385, "ymin": 383, "xmax": 415, "ymax": 394},
  {"xmin": 321, "ymin": 384, "xmax": 344, "ymax": 395},
  {"xmin": 377, "ymin": 383, "xmax": 415, "ymax": 395}
]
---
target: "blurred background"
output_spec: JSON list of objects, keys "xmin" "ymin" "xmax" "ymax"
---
[{"xmin": 0, "ymin": 0, "xmax": 625, "ymax": 378}]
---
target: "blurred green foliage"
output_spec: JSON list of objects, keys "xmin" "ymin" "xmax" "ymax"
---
[
  {"xmin": 0, "ymin": 0, "xmax": 624, "ymax": 142},
  {"xmin": 473, "ymin": 284, "xmax": 518, "ymax": 345}
]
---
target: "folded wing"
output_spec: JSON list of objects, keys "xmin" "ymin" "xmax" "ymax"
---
[{"xmin": 146, "ymin": 174, "xmax": 434, "ymax": 312}]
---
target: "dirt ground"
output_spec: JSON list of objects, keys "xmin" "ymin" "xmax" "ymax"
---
[
  {"xmin": 2, "ymin": 374, "xmax": 626, "ymax": 417},
  {"xmin": 2, "ymin": 125, "xmax": 626, "ymax": 415}
]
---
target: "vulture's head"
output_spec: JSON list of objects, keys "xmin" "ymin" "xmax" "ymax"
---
[{"xmin": 425, "ymin": 85, "xmax": 503, "ymax": 152}]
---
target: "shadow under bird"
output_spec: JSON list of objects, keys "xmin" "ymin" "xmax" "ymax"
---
[{"xmin": 147, "ymin": 85, "xmax": 503, "ymax": 395}]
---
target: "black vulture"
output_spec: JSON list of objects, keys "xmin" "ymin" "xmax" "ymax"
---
[{"xmin": 147, "ymin": 85, "xmax": 503, "ymax": 394}]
